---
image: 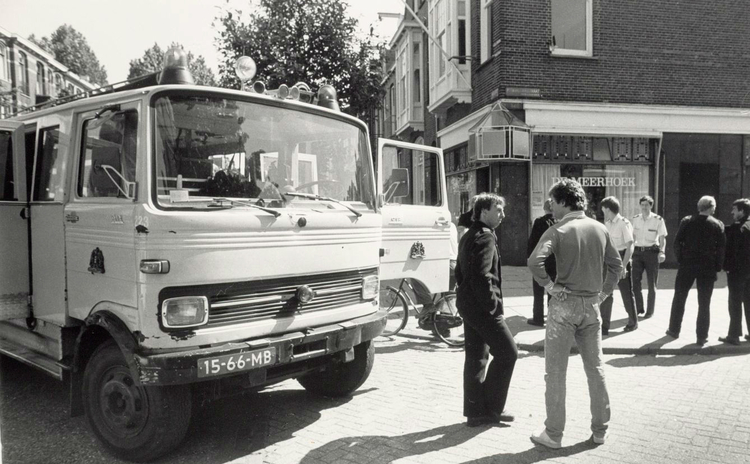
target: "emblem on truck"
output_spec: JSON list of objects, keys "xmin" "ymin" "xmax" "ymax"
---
[
  {"xmin": 410, "ymin": 241, "xmax": 426, "ymax": 259},
  {"xmin": 88, "ymin": 248, "xmax": 105, "ymax": 274}
]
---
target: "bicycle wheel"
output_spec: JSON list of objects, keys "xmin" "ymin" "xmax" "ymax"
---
[
  {"xmin": 379, "ymin": 286, "xmax": 408, "ymax": 337},
  {"xmin": 432, "ymin": 292, "xmax": 464, "ymax": 346}
]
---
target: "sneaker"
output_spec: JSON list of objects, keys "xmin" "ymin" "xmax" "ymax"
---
[
  {"xmin": 531, "ymin": 429, "xmax": 562, "ymax": 449},
  {"xmin": 719, "ymin": 336, "xmax": 741, "ymax": 346},
  {"xmin": 591, "ymin": 432, "xmax": 608, "ymax": 445},
  {"xmin": 665, "ymin": 330, "xmax": 679, "ymax": 339}
]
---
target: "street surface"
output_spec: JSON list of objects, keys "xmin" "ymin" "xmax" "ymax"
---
[{"xmin": 2, "ymin": 324, "xmax": 750, "ymax": 463}]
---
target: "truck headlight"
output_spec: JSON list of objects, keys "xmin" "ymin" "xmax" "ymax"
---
[
  {"xmin": 162, "ymin": 296, "xmax": 209, "ymax": 328},
  {"xmin": 361, "ymin": 275, "xmax": 379, "ymax": 300}
]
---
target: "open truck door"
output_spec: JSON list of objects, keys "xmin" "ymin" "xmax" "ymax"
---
[
  {"xmin": 377, "ymin": 138, "xmax": 451, "ymax": 294},
  {"xmin": 0, "ymin": 121, "xmax": 29, "ymax": 321}
]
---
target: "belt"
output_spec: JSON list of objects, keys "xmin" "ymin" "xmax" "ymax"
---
[{"xmin": 635, "ymin": 245, "xmax": 658, "ymax": 252}]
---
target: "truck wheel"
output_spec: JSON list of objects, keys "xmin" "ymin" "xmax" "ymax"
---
[
  {"xmin": 298, "ymin": 340, "xmax": 374, "ymax": 397},
  {"xmin": 82, "ymin": 340, "xmax": 191, "ymax": 462}
]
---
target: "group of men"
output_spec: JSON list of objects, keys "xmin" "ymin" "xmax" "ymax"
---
[
  {"xmin": 527, "ymin": 194, "xmax": 667, "ymax": 335},
  {"xmin": 452, "ymin": 178, "xmax": 750, "ymax": 449},
  {"xmin": 454, "ymin": 179, "xmax": 617, "ymax": 448}
]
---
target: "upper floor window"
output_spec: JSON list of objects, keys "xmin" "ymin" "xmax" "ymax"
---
[
  {"xmin": 0, "ymin": 42, "xmax": 8, "ymax": 82},
  {"xmin": 480, "ymin": 0, "xmax": 493, "ymax": 63},
  {"xmin": 432, "ymin": 0, "xmax": 448, "ymax": 77},
  {"xmin": 457, "ymin": 1, "xmax": 467, "ymax": 64},
  {"xmin": 397, "ymin": 43, "xmax": 408, "ymax": 112},
  {"xmin": 54, "ymin": 73, "xmax": 63, "ymax": 95},
  {"xmin": 551, "ymin": 0, "xmax": 593, "ymax": 57},
  {"xmin": 18, "ymin": 52, "xmax": 29, "ymax": 95},
  {"xmin": 36, "ymin": 62, "xmax": 46, "ymax": 95}
]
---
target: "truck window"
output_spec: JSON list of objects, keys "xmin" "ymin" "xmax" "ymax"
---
[
  {"xmin": 78, "ymin": 111, "xmax": 138, "ymax": 198},
  {"xmin": 0, "ymin": 130, "xmax": 14, "ymax": 200},
  {"xmin": 381, "ymin": 146, "xmax": 441, "ymax": 206},
  {"xmin": 153, "ymin": 93, "xmax": 374, "ymax": 211},
  {"xmin": 32, "ymin": 126, "xmax": 61, "ymax": 201}
]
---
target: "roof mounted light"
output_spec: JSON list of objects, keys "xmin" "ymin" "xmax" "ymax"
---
[
  {"xmin": 158, "ymin": 46, "xmax": 194, "ymax": 85},
  {"xmin": 235, "ymin": 56, "xmax": 257, "ymax": 89},
  {"xmin": 316, "ymin": 84, "xmax": 340, "ymax": 111}
]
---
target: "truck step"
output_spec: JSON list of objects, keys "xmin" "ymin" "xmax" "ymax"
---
[{"xmin": 0, "ymin": 336, "xmax": 66, "ymax": 380}]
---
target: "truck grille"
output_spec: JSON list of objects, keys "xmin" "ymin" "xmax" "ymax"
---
[{"xmin": 203, "ymin": 268, "xmax": 376, "ymax": 328}]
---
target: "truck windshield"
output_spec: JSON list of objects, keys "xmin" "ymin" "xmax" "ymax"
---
[{"xmin": 153, "ymin": 93, "xmax": 375, "ymax": 212}]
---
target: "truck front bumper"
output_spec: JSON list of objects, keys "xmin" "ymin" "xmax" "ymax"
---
[{"xmin": 133, "ymin": 309, "xmax": 386, "ymax": 386}]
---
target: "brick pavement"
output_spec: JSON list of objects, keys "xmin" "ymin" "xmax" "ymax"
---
[
  {"xmin": 501, "ymin": 266, "xmax": 750, "ymax": 355},
  {"xmin": 2, "ymin": 327, "xmax": 750, "ymax": 463}
]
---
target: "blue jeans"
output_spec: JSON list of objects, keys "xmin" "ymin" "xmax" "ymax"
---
[{"xmin": 544, "ymin": 295, "xmax": 610, "ymax": 442}]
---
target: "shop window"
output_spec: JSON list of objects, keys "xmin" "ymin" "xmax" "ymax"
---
[
  {"xmin": 551, "ymin": 0, "xmax": 592, "ymax": 57},
  {"xmin": 32, "ymin": 126, "xmax": 61, "ymax": 201},
  {"xmin": 531, "ymin": 164, "xmax": 650, "ymax": 221}
]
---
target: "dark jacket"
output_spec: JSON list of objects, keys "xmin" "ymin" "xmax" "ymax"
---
[
  {"xmin": 527, "ymin": 213, "xmax": 557, "ymax": 279},
  {"xmin": 673, "ymin": 214, "xmax": 726, "ymax": 274},
  {"xmin": 455, "ymin": 221, "xmax": 503, "ymax": 316},
  {"xmin": 724, "ymin": 218, "xmax": 750, "ymax": 276}
]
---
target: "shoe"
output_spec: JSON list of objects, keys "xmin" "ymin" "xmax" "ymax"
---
[
  {"xmin": 601, "ymin": 328, "xmax": 609, "ymax": 336},
  {"xmin": 745, "ymin": 335, "xmax": 750, "ymax": 342},
  {"xmin": 527, "ymin": 318, "xmax": 545, "ymax": 327},
  {"xmin": 719, "ymin": 336, "xmax": 741, "ymax": 346},
  {"xmin": 665, "ymin": 330, "xmax": 679, "ymax": 339},
  {"xmin": 466, "ymin": 415, "xmax": 497, "ymax": 427},
  {"xmin": 492, "ymin": 410, "xmax": 515, "ymax": 423},
  {"xmin": 417, "ymin": 317, "xmax": 431, "ymax": 331},
  {"xmin": 643, "ymin": 312, "xmax": 653, "ymax": 319},
  {"xmin": 637, "ymin": 308, "xmax": 645, "ymax": 315},
  {"xmin": 531, "ymin": 429, "xmax": 562, "ymax": 449},
  {"xmin": 696, "ymin": 338, "xmax": 708, "ymax": 346},
  {"xmin": 591, "ymin": 432, "xmax": 608, "ymax": 445},
  {"xmin": 623, "ymin": 324, "xmax": 638, "ymax": 333}
]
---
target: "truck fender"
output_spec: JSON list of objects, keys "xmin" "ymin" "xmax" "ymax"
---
[{"xmin": 69, "ymin": 310, "xmax": 141, "ymax": 417}]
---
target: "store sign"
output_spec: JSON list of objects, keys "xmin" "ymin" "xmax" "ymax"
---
[{"xmin": 552, "ymin": 176, "xmax": 636, "ymax": 187}]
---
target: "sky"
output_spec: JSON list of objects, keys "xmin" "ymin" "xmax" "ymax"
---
[{"xmin": 2, "ymin": 0, "xmax": 405, "ymax": 84}]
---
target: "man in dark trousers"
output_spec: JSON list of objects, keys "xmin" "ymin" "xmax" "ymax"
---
[
  {"xmin": 666, "ymin": 196, "xmax": 726, "ymax": 346},
  {"xmin": 720, "ymin": 198, "xmax": 750, "ymax": 345},
  {"xmin": 455, "ymin": 193, "xmax": 518, "ymax": 427},
  {"xmin": 527, "ymin": 199, "xmax": 557, "ymax": 326}
]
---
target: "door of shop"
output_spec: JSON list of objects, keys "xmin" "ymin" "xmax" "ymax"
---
[{"xmin": 679, "ymin": 163, "xmax": 719, "ymax": 220}]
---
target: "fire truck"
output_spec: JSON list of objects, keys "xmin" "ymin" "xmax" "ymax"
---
[{"xmin": 0, "ymin": 48, "xmax": 450, "ymax": 461}]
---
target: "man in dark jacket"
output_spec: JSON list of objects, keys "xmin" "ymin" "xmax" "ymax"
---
[
  {"xmin": 527, "ymin": 199, "xmax": 557, "ymax": 326},
  {"xmin": 455, "ymin": 193, "xmax": 518, "ymax": 427},
  {"xmin": 666, "ymin": 196, "xmax": 726, "ymax": 345},
  {"xmin": 720, "ymin": 198, "xmax": 750, "ymax": 345}
]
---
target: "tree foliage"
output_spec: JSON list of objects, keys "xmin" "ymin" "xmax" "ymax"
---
[
  {"xmin": 214, "ymin": 0, "xmax": 385, "ymax": 120},
  {"xmin": 128, "ymin": 43, "xmax": 217, "ymax": 86},
  {"xmin": 29, "ymin": 25, "xmax": 108, "ymax": 86}
]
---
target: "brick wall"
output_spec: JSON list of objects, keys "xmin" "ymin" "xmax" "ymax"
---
[{"xmin": 472, "ymin": 0, "xmax": 750, "ymax": 111}]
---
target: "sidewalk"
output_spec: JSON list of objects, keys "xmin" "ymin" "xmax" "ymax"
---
[{"xmin": 501, "ymin": 266, "xmax": 750, "ymax": 355}]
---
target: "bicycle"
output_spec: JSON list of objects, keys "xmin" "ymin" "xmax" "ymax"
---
[{"xmin": 379, "ymin": 279, "xmax": 464, "ymax": 346}]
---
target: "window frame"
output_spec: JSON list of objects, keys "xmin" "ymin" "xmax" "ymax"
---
[
  {"xmin": 480, "ymin": 0, "xmax": 494, "ymax": 63},
  {"xmin": 36, "ymin": 62, "xmax": 46, "ymax": 96},
  {"xmin": 0, "ymin": 41, "xmax": 8, "ymax": 82},
  {"xmin": 18, "ymin": 51, "xmax": 29, "ymax": 95},
  {"xmin": 550, "ymin": 0, "xmax": 593, "ymax": 57}
]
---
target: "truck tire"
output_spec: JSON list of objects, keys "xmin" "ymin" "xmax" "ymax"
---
[
  {"xmin": 297, "ymin": 340, "xmax": 374, "ymax": 397},
  {"xmin": 82, "ymin": 340, "xmax": 192, "ymax": 462}
]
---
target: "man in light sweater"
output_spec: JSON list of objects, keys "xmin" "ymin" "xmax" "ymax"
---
[{"xmin": 527, "ymin": 179, "xmax": 623, "ymax": 449}]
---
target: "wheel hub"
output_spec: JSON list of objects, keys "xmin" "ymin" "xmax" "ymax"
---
[{"xmin": 99, "ymin": 367, "xmax": 147, "ymax": 435}]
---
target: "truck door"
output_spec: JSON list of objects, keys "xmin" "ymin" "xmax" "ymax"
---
[
  {"xmin": 0, "ymin": 121, "xmax": 29, "ymax": 320},
  {"xmin": 377, "ymin": 139, "xmax": 451, "ymax": 294}
]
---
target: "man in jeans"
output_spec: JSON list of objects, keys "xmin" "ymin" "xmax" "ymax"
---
[{"xmin": 528, "ymin": 179, "xmax": 622, "ymax": 448}]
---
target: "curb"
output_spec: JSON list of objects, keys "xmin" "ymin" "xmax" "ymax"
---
[{"xmin": 517, "ymin": 341, "xmax": 750, "ymax": 356}]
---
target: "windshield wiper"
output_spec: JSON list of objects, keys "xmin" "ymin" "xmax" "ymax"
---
[
  {"xmin": 211, "ymin": 198, "xmax": 281, "ymax": 217},
  {"xmin": 283, "ymin": 192, "xmax": 362, "ymax": 217}
]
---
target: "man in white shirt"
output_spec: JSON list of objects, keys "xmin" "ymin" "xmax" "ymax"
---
[
  {"xmin": 600, "ymin": 196, "xmax": 638, "ymax": 334},
  {"xmin": 631, "ymin": 195, "xmax": 668, "ymax": 318}
]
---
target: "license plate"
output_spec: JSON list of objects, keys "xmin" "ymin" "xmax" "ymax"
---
[{"xmin": 197, "ymin": 347, "xmax": 277, "ymax": 378}]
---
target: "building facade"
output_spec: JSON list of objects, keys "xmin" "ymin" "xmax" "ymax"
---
[
  {"xmin": 0, "ymin": 27, "xmax": 97, "ymax": 118},
  {"xmin": 431, "ymin": 0, "xmax": 750, "ymax": 265}
]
